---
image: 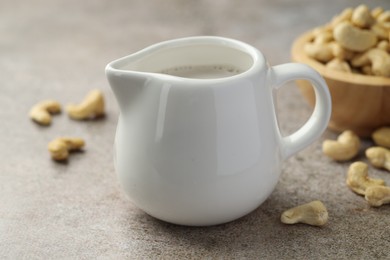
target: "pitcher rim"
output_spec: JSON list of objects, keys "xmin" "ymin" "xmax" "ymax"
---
[{"xmin": 105, "ymin": 36, "xmax": 266, "ymax": 84}]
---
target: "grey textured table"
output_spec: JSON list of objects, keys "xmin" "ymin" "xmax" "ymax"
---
[{"xmin": 1, "ymin": 0, "xmax": 390, "ymax": 259}]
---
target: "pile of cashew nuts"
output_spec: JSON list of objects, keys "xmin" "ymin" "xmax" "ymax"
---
[
  {"xmin": 323, "ymin": 127, "xmax": 390, "ymax": 207},
  {"xmin": 304, "ymin": 5, "xmax": 390, "ymax": 77},
  {"xmin": 280, "ymin": 127, "xmax": 390, "ymax": 227},
  {"xmin": 280, "ymin": 5, "xmax": 390, "ymax": 228},
  {"xmin": 29, "ymin": 89, "xmax": 105, "ymax": 161}
]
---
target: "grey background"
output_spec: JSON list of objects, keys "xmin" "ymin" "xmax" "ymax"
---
[{"xmin": 1, "ymin": 0, "xmax": 390, "ymax": 259}]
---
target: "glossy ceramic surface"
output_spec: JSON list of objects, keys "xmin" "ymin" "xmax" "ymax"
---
[{"xmin": 106, "ymin": 36, "xmax": 331, "ymax": 226}]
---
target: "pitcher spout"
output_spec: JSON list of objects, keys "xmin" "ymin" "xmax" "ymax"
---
[{"xmin": 105, "ymin": 63, "xmax": 149, "ymax": 114}]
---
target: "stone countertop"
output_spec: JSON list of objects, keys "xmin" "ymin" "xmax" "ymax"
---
[{"xmin": 1, "ymin": 0, "xmax": 390, "ymax": 259}]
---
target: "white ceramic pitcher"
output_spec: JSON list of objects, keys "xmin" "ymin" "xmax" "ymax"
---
[{"xmin": 106, "ymin": 36, "xmax": 331, "ymax": 226}]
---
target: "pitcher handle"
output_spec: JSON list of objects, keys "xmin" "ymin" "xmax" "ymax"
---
[{"xmin": 269, "ymin": 63, "xmax": 332, "ymax": 160}]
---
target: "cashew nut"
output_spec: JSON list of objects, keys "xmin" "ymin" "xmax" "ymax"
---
[
  {"xmin": 381, "ymin": 22, "xmax": 390, "ymax": 29},
  {"xmin": 29, "ymin": 100, "xmax": 61, "ymax": 125},
  {"xmin": 376, "ymin": 40, "xmax": 390, "ymax": 52},
  {"xmin": 312, "ymin": 26, "xmax": 332, "ymax": 37},
  {"xmin": 313, "ymin": 31, "xmax": 333, "ymax": 44},
  {"xmin": 351, "ymin": 48, "xmax": 390, "ymax": 77},
  {"xmin": 366, "ymin": 49, "xmax": 390, "ymax": 77},
  {"xmin": 371, "ymin": 23, "xmax": 389, "ymax": 40},
  {"xmin": 48, "ymin": 137, "xmax": 85, "ymax": 161},
  {"xmin": 351, "ymin": 51, "xmax": 370, "ymax": 67},
  {"xmin": 351, "ymin": 5, "xmax": 375, "ymax": 29},
  {"xmin": 365, "ymin": 186, "xmax": 390, "ymax": 207},
  {"xmin": 280, "ymin": 200, "xmax": 328, "ymax": 227},
  {"xmin": 377, "ymin": 11, "xmax": 390, "ymax": 23},
  {"xmin": 322, "ymin": 130, "xmax": 360, "ymax": 161},
  {"xmin": 371, "ymin": 7, "xmax": 384, "ymax": 19},
  {"xmin": 304, "ymin": 42, "xmax": 334, "ymax": 63},
  {"xmin": 333, "ymin": 21, "xmax": 377, "ymax": 52},
  {"xmin": 372, "ymin": 127, "xmax": 390, "ymax": 148},
  {"xmin": 365, "ymin": 147, "xmax": 390, "ymax": 171},
  {"xmin": 330, "ymin": 8, "xmax": 353, "ymax": 28},
  {"xmin": 329, "ymin": 42, "xmax": 355, "ymax": 60},
  {"xmin": 377, "ymin": 11, "xmax": 390, "ymax": 29},
  {"xmin": 326, "ymin": 58, "xmax": 351, "ymax": 72},
  {"xmin": 346, "ymin": 161, "xmax": 385, "ymax": 195},
  {"xmin": 361, "ymin": 65, "xmax": 374, "ymax": 75},
  {"xmin": 66, "ymin": 89, "xmax": 105, "ymax": 120}
]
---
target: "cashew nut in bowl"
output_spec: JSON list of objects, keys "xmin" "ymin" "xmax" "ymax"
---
[
  {"xmin": 372, "ymin": 127, "xmax": 390, "ymax": 148},
  {"xmin": 29, "ymin": 100, "xmax": 61, "ymax": 125},
  {"xmin": 322, "ymin": 130, "xmax": 360, "ymax": 161},
  {"xmin": 346, "ymin": 161, "xmax": 385, "ymax": 195},
  {"xmin": 371, "ymin": 7, "xmax": 384, "ymax": 19},
  {"xmin": 369, "ymin": 49, "xmax": 390, "ymax": 77},
  {"xmin": 365, "ymin": 147, "xmax": 390, "ymax": 171},
  {"xmin": 377, "ymin": 10, "xmax": 390, "ymax": 24},
  {"xmin": 371, "ymin": 24, "xmax": 389, "ymax": 40},
  {"xmin": 330, "ymin": 7, "xmax": 353, "ymax": 28},
  {"xmin": 280, "ymin": 200, "xmax": 328, "ymax": 227},
  {"xmin": 376, "ymin": 40, "xmax": 390, "ymax": 52},
  {"xmin": 48, "ymin": 137, "xmax": 85, "ymax": 161},
  {"xmin": 326, "ymin": 58, "xmax": 351, "ymax": 72},
  {"xmin": 304, "ymin": 41, "xmax": 354, "ymax": 64},
  {"xmin": 304, "ymin": 42, "xmax": 334, "ymax": 63},
  {"xmin": 351, "ymin": 48, "xmax": 390, "ymax": 77},
  {"xmin": 351, "ymin": 5, "xmax": 375, "ymax": 29},
  {"xmin": 66, "ymin": 89, "xmax": 105, "ymax": 120},
  {"xmin": 333, "ymin": 21, "xmax": 377, "ymax": 52},
  {"xmin": 365, "ymin": 186, "xmax": 390, "ymax": 207},
  {"xmin": 329, "ymin": 42, "xmax": 355, "ymax": 61},
  {"xmin": 313, "ymin": 31, "xmax": 333, "ymax": 44},
  {"xmin": 351, "ymin": 5, "xmax": 376, "ymax": 29}
]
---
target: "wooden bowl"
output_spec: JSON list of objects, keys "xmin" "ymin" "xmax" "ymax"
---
[{"xmin": 291, "ymin": 30, "xmax": 390, "ymax": 137}]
